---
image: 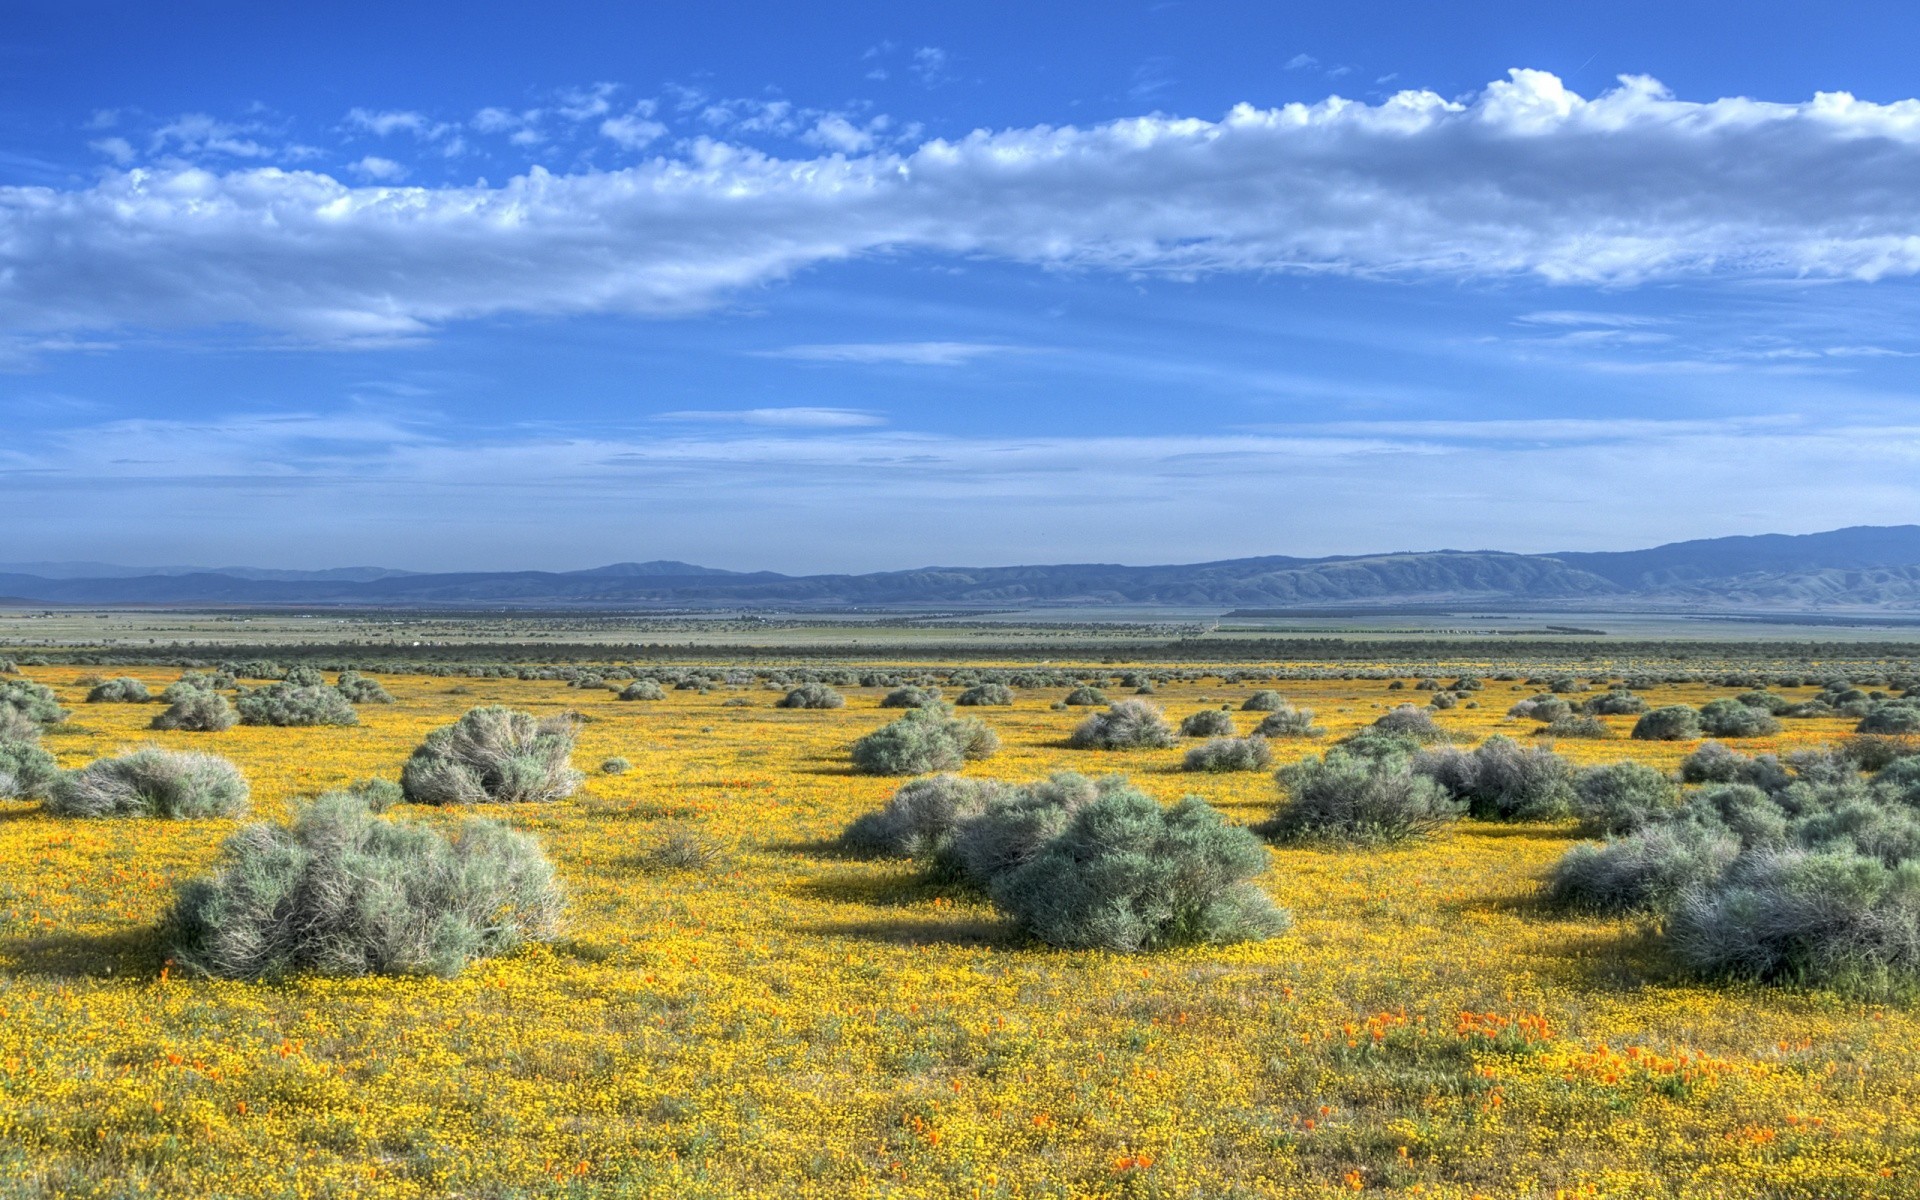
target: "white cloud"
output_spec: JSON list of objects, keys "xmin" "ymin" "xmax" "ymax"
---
[
  {"xmin": 652, "ymin": 407, "xmax": 886, "ymax": 427},
  {"xmin": 759, "ymin": 342, "xmax": 1022, "ymax": 366},
  {"xmin": 348, "ymin": 156, "xmax": 408, "ymax": 182},
  {"xmin": 557, "ymin": 83, "xmax": 619, "ymax": 122},
  {"xmin": 1285, "ymin": 54, "xmax": 1318, "ymax": 71},
  {"xmin": 12, "ymin": 70, "xmax": 1920, "ymax": 343},
  {"xmin": 803, "ymin": 115, "xmax": 883, "ymax": 153},
  {"xmin": 347, "ymin": 109, "xmax": 438, "ymax": 138},
  {"xmin": 912, "ymin": 47, "xmax": 950, "ymax": 85},
  {"xmin": 600, "ymin": 114, "xmax": 667, "ymax": 149},
  {"xmin": 89, "ymin": 137, "xmax": 134, "ymax": 164}
]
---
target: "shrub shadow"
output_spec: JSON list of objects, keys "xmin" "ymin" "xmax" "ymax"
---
[
  {"xmin": 799, "ymin": 917, "xmax": 1011, "ymax": 948},
  {"xmin": 0, "ymin": 925, "xmax": 168, "ymax": 980}
]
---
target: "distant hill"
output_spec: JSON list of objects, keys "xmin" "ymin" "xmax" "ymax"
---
[{"xmin": 8, "ymin": 525, "xmax": 1920, "ymax": 610}]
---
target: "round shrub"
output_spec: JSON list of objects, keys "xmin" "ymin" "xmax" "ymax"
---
[
  {"xmin": 956, "ymin": 683, "xmax": 1014, "ymax": 706},
  {"xmin": 1178, "ymin": 709, "xmax": 1235, "ymax": 738},
  {"xmin": 1679, "ymin": 741, "xmax": 1789, "ymax": 790},
  {"xmin": 0, "ymin": 707, "xmax": 41, "ymax": 744},
  {"xmin": 1183, "ymin": 736, "xmax": 1273, "ymax": 773},
  {"xmin": 1859, "ymin": 703, "xmax": 1920, "ymax": 735},
  {"xmin": 941, "ymin": 773, "xmax": 1102, "ymax": 885},
  {"xmin": 778, "ymin": 683, "xmax": 845, "ymax": 709},
  {"xmin": 988, "ymin": 790, "xmax": 1290, "ymax": 952},
  {"xmin": 235, "ymin": 684, "xmax": 359, "ymax": 728},
  {"xmin": 1698, "ymin": 698, "xmax": 1781, "ymax": 738},
  {"xmin": 166, "ymin": 791, "xmax": 564, "ymax": 980},
  {"xmin": 151, "ymin": 691, "xmax": 239, "ymax": 733},
  {"xmin": 1428, "ymin": 691, "xmax": 1458, "ymax": 710},
  {"xmin": 1508, "ymin": 694, "xmax": 1572, "ymax": 723},
  {"xmin": 840, "ymin": 773, "xmax": 1008, "ymax": 858},
  {"xmin": 1412, "ymin": 737, "xmax": 1574, "ymax": 821},
  {"xmin": 283, "ymin": 666, "xmax": 326, "ymax": 687},
  {"xmin": 1266, "ymin": 751, "xmax": 1461, "ymax": 844},
  {"xmin": 1253, "ymin": 707, "xmax": 1324, "ymax": 738},
  {"xmin": 851, "ymin": 706, "xmax": 999, "ymax": 775},
  {"xmin": 1583, "ymin": 689, "xmax": 1648, "ymax": 716},
  {"xmin": 401, "ymin": 707, "xmax": 583, "ymax": 804},
  {"xmin": 1633, "ymin": 705, "xmax": 1702, "ymax": 741},
  {"xmin": 1541, "ymin": 715, "xmax": 1611, "ymax": 739},
  {"xmin": 1665, "ymin": 848, "xmax": 1920, "ymax": 992},
  {"xmin": 1573, "ymin": 761, "xmax": 1680, "ymax": 835},
  {"xmin": 1063, "ymin": 686, "xmax": 1108, "ymax": 707},
  {"xmin": 335, "ymin": 671, "xmax": 395, "ymax": 704},
  {"xmin": 86, "ymin": 677, "xmax": 151, "ymax": 704},
  {"xmin": 1370, "ymin": 704, "xmax": 1447, "ymax": 743},
  {"xmin": 601, "ymin": 756, "xmax": 631, "ymax": 775},
  {"xmin": 1242, "ymin": 690, "xmax": 1287, "ymax": 712},
  {"xmin": 46, "ymin": 747, "xmax": 249, "ymax": 819},
  {"xmin": 880, "ymin": 685, "xmax": 942, "ymax": 709},
  {"xmin": 1068, "ymin": 700, "xmax": 1177, "ymax": 750},
  {"xmin": 618, "ymin": 680, "xmax": 666, "ymax": 701},
  {"xmin": 1546, "ymin": 824, "xmax": 1740, "ymax": 914},
  {"xmin": 0, "ymin": 679, "xmax": 65, "ymax": 727},
  {"xmin": 1737, "ymin": 690, "xmax": 1792, "ymax": 715},
  {"xmin": 0, "ymin": 739, "xmax": 59, "ymax": 800}
]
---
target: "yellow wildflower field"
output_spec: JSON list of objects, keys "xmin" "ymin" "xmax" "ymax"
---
[{"xmin": 0, "ymin": 668, "xmax": 1914, "ymax": 1198}]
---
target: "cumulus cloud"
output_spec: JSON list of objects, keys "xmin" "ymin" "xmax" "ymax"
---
[
  {"xmin": 758, "ymin": 341, "xmax": 1021, "ymax": 365},
  {"xmin": 10, "ymin": 70, "xmax": 1920, "ymax": 343},
  {"xmin": 347, "ymin": 156, "xmax": 407, "ymax": 182}
]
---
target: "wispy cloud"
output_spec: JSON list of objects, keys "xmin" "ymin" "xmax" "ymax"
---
[
  {"xmin": 652, "ymin": 407, "xmax": 886, "ymax": 427},
  {"xmin": 755, "ymin": 342, "xmax": 1024, "ymax": 366}
]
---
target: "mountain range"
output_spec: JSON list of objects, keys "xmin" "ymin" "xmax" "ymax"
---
[{"xmin": 8, "ymin": 527, "xmax": 1920, "ymax": 610}]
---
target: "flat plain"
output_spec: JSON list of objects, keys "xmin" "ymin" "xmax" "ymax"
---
[{"xmin": 2, "ymin": 665, "xmax": 1915, "ymax": 1198}]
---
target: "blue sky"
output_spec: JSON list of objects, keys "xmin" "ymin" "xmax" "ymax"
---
[{"xmin": 4, "ymin": 1, "xmax": 1920, "ymax": 573}]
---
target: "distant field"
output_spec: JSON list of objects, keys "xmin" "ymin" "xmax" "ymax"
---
[{"xmin": 2, "ymin": 663, "xmax": 1916, "ymax": 1198}]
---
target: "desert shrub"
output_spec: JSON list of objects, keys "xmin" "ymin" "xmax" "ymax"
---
[
  {"xmin": 1251, "ymin": 707, "xmax": 1322, "ymax": 739},
  {"xmin": 1679, "ymin": 741, "xmax": 1790, "ymax": 790},
  {"xmin": 1387, "ymin": 680, "xmax": 1405, "ymax": 691},
  {"xmin": 1451, "ymin": 676, "xmax": 1484, "ymax": 692},
  {"xmin": 1242, "ymin": 690, "xmax": 1286, "ymax": 712},
  {"xmin": 880, "ymin": 685, "xmax": 942, "ymax": 709},
  {"xmin": 1546, "ymin": 824, "xmax": 1741, "ymax": 914},
  {"xmin": 956, "ymin": 683, "xmax": 1014, "ymax": 706},
  {"xmin": 1698, "ymin": 698, "xmax": 1781, "ymax": 738},
  {"xmin": 401, "ymin": 707, "xmax": 583, "ymax": 804},
  {"xmin": 851, "ymin": 706, "xmax": 999, "ymax": 775},
  {"xmin": 778, "ymin": 683, "xmax": 845, "ymax": 709},
  {"xmin": 46, "ymin": 747, "xmax": 249, "ymax": 819},
  {"xmin": 166, "ymin": 792, "xmax": 563, "ymax": 980},
  {"xmin": 1063, "ymin": 686, "xmax": 1108, "ymax": 707},
  {"xmin": 1178, "ymin": 709, "xmax": 1235, "ymax": 738},
  {"xmin": 1068, "ymin": 700, "xmax": 1177, "ymax": 750},
  {"xmin": 335, "ymin": 671, "xmax": 394, "ymax": 704},
  {"xmin": 601, "ymin": 757, "xmax": 631, "ymax": 775},
  {"xmin": 1665, "ymin": 849, "xmax": 1920, "ymax": 993},
  {"xmin": 0, "ymin": 739, "xmax": 59, "ymax": 800},
  {"xmin": 0, "ymin": 707, "xmax": 41, "ymax": 744},
  {"xmin": 1584, "ymin": 689, "xmax": 1648, "ymax": 716},
  {"xmin": 989, "ymin": 790, "xmax": 1289, "ymax": 952},
  {"xmin": 1412, "ymin": 737, "xmax": 1573, "ymax": 820},
  {"xmin": 1428, "ymin": 691, "xmax": 1458, "ymax": 710},
  {"xmin": 235, "ymin": 684, "xmax": 359, "ymax": 728},
  {"xmin": 1845, "ymin": 735, "xmax": 1920, "ymax": 772},
  {"xmin": 151, "ymin": 691, "xmax": 239, "ymax": 733},
  {"xmin": 341, "ymin": 777, "xmax": 403, "ymax": 813},
  {"xmin": 1541, "ymin": 715, "xmax": 1611, "ymax": 739},
  {"xmin": 941, "ymin": 773, "xmax": 1104, "ymax": 885},
  {"xmin": 618, "ymin": 680, "xmax": 666, "ymax": 701},
  {"xmin": 1369, "ymin": 704, "xmax": 1447, "ymax": 743},
  {"xmin": 1859, "ymin": 702, "xmax": 1920, "ymax": 735},
  {"xmin": 643, "ymin": 828, "xmax": 731, "ymax": 872},
  {"xmin": 1507, "ymin": 694, "xmax": 1572, "ymax": 722},
  {"xmin": 1572, "ymin": 762, "xmax": 1680, "ymax": 835},
  {"xmin": 1183, "ymin": 736, "xmax": 1272, "ymax": 773},
  {"xmin": 1737, "ymin": 690, "xmax": 1792, "ymax": 715},
  {"xmin": 282, "ymin": 666, "xmax": 326, "ymax": 687},
  {"xmin": 1265, "ymin": 751, "xmax": 1461, "ymax": 844},
  {"xmin": 1633, "ymin": 705, "xmax": 1702, "ymax": 741},
  {"xmin": 1548, "ymin": 676, "xmax": 1590, "ymax": 694},
  {"xmin": 86, "ymin": 677, "xmax": 151, "ymax": 704},
  {"xmin": 841, "ymin": 773, "xmax": 1009, "ymax": 858},
  {"xmin": 0, "ymin": 679, "xmax": 65, "ymax": 727}
]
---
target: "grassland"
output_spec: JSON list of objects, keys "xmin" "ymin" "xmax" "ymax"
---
[{"xmin": 2, "ymin": 666, "xmax": 1916, "ymax": 1198}]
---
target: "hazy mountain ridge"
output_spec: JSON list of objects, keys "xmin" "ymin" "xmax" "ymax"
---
[{"xmin": 6, "ymin": 525, "xmax": 1920, "ymax": 609}]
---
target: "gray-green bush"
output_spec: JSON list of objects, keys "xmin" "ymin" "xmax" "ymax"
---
[
  {"xmin": 1370, "ymin": 704, "xmax": 1447, "ymax": 742},
  {"xmin": 166, "ymin": 792, "xmax": 563, "ymax": 980},
  {"xmin": 1178, "ymin": 709, "xmax": 1235, "ymax": 738},
  {"xmin": 1633, "ymin": 705, "xmax": 1702, "ymax": 741},
  {"xmin": 1265, "ymin": 751, "xmax": 1461, "ymax": 844},
  {"xmin": 1412, "ymin": 736, "xmax": 1574, "ymax": 820},
  {"xmin": 151, "ymin": 691, "xmax": 239, "ymax": 733},
  {"xmin": 1546, "ymin": 824, "xmax": 1741, "ymax": 914},
  {"xmin": 1572, "ymin": 761, "xmax": 1679, "ymax": 835},
  {"xmin": 1253, "ymin": 706, "xmax": 1324, "ymax": 739},
  {"xmin": 0, "ymin": 738, "xmax": 59, "ymax": 800},
  {"xmin": 0, "ymin": 679, "xmax": 64, "ymax": 727},
  {"xmin": 881, "ymin": 685, "xmax": 943, "ymax": 709},
  {"xmin": 45, "ymin": 747, "xmax": 249, "ymax": 819},
  {"xmin": 840, "ymin": 773, "xmax": 1010, "ymax": 858},
  {"xmin": 1698, "ymin": 698, "xmax": 1781, "ymax": 738},
  {"xmin": 1583, "ymin": 689, "xmax": 1649, "ymax": 716},
  {"xmin": 778, "ymin": 683, "xmax": 846, "ymax": 709},
  {"xmin": 988, "ymin": 789, "xmax": 1289, "ymax": 952},
  {"xmin": 850, "ymin": 706, "xmax": 1000, "ymax": 775},
  {"xmin": 1242, "ymin": 690, "xmax": 1286, "ymax": 712},
  {"xmin": 335, "ymin": 671, "xmax": 395, "ymax": 704},
  {"xmin": 235, "ymin": 684, "xmax": 359, "ymax": 728},
  {"xmin": 86, "ymin": 677, "xmax": 151, "ymax": 703},
  {"xmin": 1507, "ymin": 694, "xmax": 1572, "ymax": 723},
  {"xmin": 1068, "ymin": 700, "xmax": 1177, "ymax": 750},
  {"xmin": 956, "ymin": 683, "xmax": 1015, "ymax": 706},
  {"xmin": 1183, "ymin": 736, "xmax": 1273, "ymax": 773},
  {"xmin": 618, "ymin": 680, "xmax": 666, "ymax": 701},
  {"xmin": 1063, "ymin": 686, "xmax": 1108, "ymax": 707},
  {"xmin": 401, "ymin": 707, "xmax": 583, "ymax": 804}
]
